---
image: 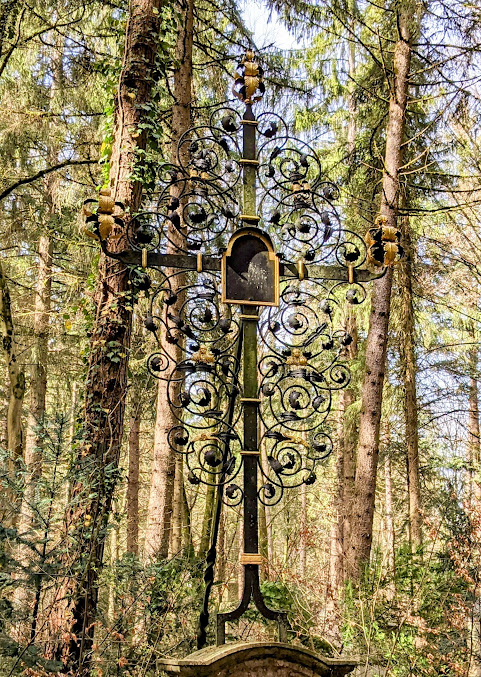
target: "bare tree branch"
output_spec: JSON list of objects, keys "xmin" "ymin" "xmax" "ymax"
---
[{"xmin": 0, "ymin": 159, "xmax": 96, "ymax": 202}]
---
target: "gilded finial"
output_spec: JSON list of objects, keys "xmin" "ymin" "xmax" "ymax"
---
[{"xmin": 233, "ymin": 50, "xmax": 265, "ymax": 104}]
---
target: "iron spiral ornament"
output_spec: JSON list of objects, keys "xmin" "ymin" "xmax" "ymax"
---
[{"xmin": 88, "ymin": 49, "xmax": 390, "ymax": 645}]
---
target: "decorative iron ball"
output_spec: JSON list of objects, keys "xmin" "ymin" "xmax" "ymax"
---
[
  {"xmin": 344, "ymin": 246, "xmax": 360, "ymax": 263},
  {"xmin": 144, "ymin": 315, "xmax": 157, "ymax": 332},
  {"xmin": 219, "ymin": 318, "xmax": 231, "ymax": 333},
  {"xmin": 136, "ymin": 224, "xmax": 153, "ymax": 244},
  {"xmin": 204, "ymin": 449, "xmax": 221, "ymax": 467},
  {"xmin": 312, "ymin": 395, "xmax": 325, "ymax": 410},
  {"xmin": 221, "ymin": 114, "xmax": 236, "ymax": 133},
  {"xmin": 137, "ymin": 273, "xmax": 151, "ymax": 291},
  {"xmin": 174, "ymin": 432, "xmax": 188, "ymax": 446},
  {"xmin": 268, "ymin": 455, "xmax": 283, "ymax": 474},
  {"xmin": 320, "ymin": 299, "xmax": 332, "ymax": 315},
  {"xmin": 313, "ymin": 440, "xmax": 327, "ymax": 453},
  {"xmin": 179, "ymin": 391, "xmax": 191, "ymax": 406},
  {"xmin": 225, "ymin": 484, "xmax": 238, "ymax": 499},
  {"xmin": 150, "ymin": 356, "xmax": 162, "ymax": 372},
  {"xmin": 188, "ymin": 471, "xmax": 200, "ymax": 485},
  {"xmin": 346, "ymin": 288, "xmax": 360, "ymax": 304},
  {"xmin": 263, "ymin": 483, "xmax": 276, "ymax": 499}
]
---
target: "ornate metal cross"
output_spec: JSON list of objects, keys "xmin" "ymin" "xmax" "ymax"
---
[{"xmin": 84, "ymin": 51, "xmax": 398, "ymax": 648}]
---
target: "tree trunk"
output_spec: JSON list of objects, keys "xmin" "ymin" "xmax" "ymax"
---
[
  {"xmin": 299, "ymin": 481, "xmax": 307, "ymax": 579},
  {"xmin": 65, "ymin": 381, "xmax": 78, "ymax": 505},
  {"xmin": 331, "ymin": 6, "xmax": 358, "ymax": 589},
  {"xmin": 399, "ymin": 219, "xmax": 422, "ymax": 552},
  {"xmin": 181, "ymin": 480, "xmax": 194, "ymax": 555},
  {"xmin": 260, "ymin": 437, "xmax": 273, "ymax": 567},
  {"xmin": 346, "ymin": 4, "xmax": 415, "ymax": 581},
  {"xmin": 198, "ymin": 479, "xmax": 216, "ymax": 559},
  {"xmin": 0, "ymin": 260, "xmax": 25, "ymax": 526},
  {"xmin": 171, "ymin": 455, "xmax": 183, "ymax": 556},
  {"xmin": 259, "ymin": 487, "xmax": 269, "ymax": 582},
  {"xmin": 468, "ymin": 342, "xmax": 481, "ymax": 677},
  {"xmin": 13, "ymin": 39, "xmax": 62, "ymax": 627},
  {"xmin": 468, "ymin": 342, "xmax": 481, "ymax": 504},
  {"xmin": 384, "ymin": 451, "xmax": 396, "ymax": 599},
  {"xmin": 216, "ymin": 507, "xmax": 226, "ymax": 605},
  {"xmin": 12, "ymin": 233, "xmax": 53, "ymax": 632},
  {"xmin": 144, "ymin": 0, "xmax": 193, "ymax": 560},
  {"xmin": 144, "ymin": 387, "xmax": 177, "ymax": 558},
  {"xmin": 0, "ymin": 261, "xmax": 25, "ymax": 467},
  {"xmin": 53, "ymin": 1, "xmax": 164, "ymax": 670},
  {"xmin": 127, "ymin": 409, "xmax": 141, "ymax": 555},
  {"xmin": 333, "ymin": 311, "xmax": 358, "ymax": 592}
]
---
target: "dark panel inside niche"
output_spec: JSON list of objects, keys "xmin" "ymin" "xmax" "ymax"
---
[{"xmin": 225, "ymin": 235, "xmax": 275, "ymax": 303}]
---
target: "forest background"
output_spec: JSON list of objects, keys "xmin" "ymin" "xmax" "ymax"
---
[{"xmin": 1, "ymin": 0, "xmax": 481, "ymax": 675}]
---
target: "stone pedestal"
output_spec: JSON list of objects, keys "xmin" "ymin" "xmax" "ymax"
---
[{"xmin": 159, "ymin": 642, "xmax": 357, "ymax": 677}]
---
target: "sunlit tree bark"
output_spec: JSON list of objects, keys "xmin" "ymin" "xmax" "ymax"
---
[
  {"xmin": 399, "ymin": 217, "xmax": 423, "ymax": 552},
  {"xmin": 144, "ymin": 0, "xmax": 193, "ymax": 559},
  {"xmin": 347, "ymin": 2, "xmax": 417, "ymax": 580},
  {"xmin": 53, "ymin": 1, "xmax": 165, "ymax": 670}
]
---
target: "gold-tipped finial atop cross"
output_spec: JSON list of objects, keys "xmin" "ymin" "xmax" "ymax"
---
[{"xmin": 233, "ymin": 49, "xmax": 265, "ymax": 104}]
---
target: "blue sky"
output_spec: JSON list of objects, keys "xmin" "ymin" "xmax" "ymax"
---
[{"xmin": 240, "ymin": 0, "xmax": 299, "ymax": 50}]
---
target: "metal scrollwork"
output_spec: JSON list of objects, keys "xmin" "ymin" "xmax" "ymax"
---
[
  {"xmin": 90, "ymin": 48, "xmax": 390, "ymax": 647},
  {"xmin": 257, "ymin": 280, "xmax": 352, "ymax": 505}
]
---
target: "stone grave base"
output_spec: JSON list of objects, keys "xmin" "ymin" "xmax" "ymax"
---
[{"xmin": 158, "ymin": 641, "xmax": 357, "ymax": 677}]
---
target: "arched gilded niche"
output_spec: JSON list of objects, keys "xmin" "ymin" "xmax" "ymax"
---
[{"xmin": 221, "ymin": 228, "xmax": 279, "ymax": 306}]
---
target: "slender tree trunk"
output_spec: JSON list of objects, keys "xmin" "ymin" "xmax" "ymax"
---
[
  {"xmin": 171, "ymin": 456, "xmax": 183, "ymax": 555},
  {"xmin": 346, "ymin": 4, "xmax": 416, "ymax": 581},
  {"xmin": 65, "ymin": 382, "xmax": 78, "ymax": 505},
  {"xmin": 332, "ymin": 7, "xmax": 358, "ymax": 588},
  {"xmin": 13, "ymin": 40, "xmax": 61, "ymax": 627},
  {"xmin": 144, "ymin": 0, "xmax": 193, "ymax": 560},
  {"xmin": 299, "ymin": 481, "xmax": 307, "ymax": 579},
  {"xmin": 326, "ymin": 402, "xmax": 347, "ymax": 634},
  {"xmin": 399, "ymin": 220, "xmax": 422, "ymax": 552},
  {"xmin": 259, "ymin": 488, "xmax": 269, "ymax": 581},
  {"xmin": 24, "ymin": 234, "xmax": 52, "ymax": 455},
  {"xmin": 260, "ymin": 438, "xmax": 273, "ymax": 566},
  {"xmin": 217, "ymin": 508, "xmax": 226, "ymax": 605},
  {"xmin": 384, "ymin": 449, "xmax": 395, "ymax": 599},
  {"xmin": 335, "ymin": 313, "xmax": 358, "ymax": 584},
  {"xmin": 0, "ymin": 260, "xmax": 25, "ymax": 529},
  {"xmin": 144, "ymin": 388, "xmax": 176, "ymax": 558},
  {"xmin": 237, "ymin": 519, "xmax": 243, "ymax": 599},
  {"xmin": 53, "ymin": 1, "xmax": 164, "ymax": 670},
  {"xmin": 198, "ymin": 479, "xmax": 216, "ymax": 559},
  {"xmin": 127, "ymin": 410, "xmax": 141, "ymax": 555},
  {"xmin": 181, "ymin": 480, "xmax": 193, "ymax": 555},
  {"xmin": 468, "ymin": 340, "xmax": 481, "ymax": 505},
  {"xmin": 12, "ymin": 233, "xmax": 53, "ymax": 632},
  {"xmin": 0, "ymin": 261, "xmax": 25, "ymax": 468},
  {"xmin": 468, "ymin": 342, "xmax": 481, "ymax": 677},
  {"xmin": 107, "ymin": 499, "xmax": 120, "ymax": 623}
]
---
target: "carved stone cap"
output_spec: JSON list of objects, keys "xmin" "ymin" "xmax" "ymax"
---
[{"xmin": 158, "ymin": 641, "xmax": 357, "ymax": 677}]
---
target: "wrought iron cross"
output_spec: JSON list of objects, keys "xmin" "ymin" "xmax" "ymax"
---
[{"xmin": 84, "ymin": 50, "xmax": 398, "ymax": 647}]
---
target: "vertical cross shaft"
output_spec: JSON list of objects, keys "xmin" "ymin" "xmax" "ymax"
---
[
  {"xmin": 240, "ymin": 102, "xmax": 260, "ymax": 562},
  {"xmin": 242, "ymin": 308, "xmax": 259, "ymax": 558},
  {"xmin": 216, "ymin": 100, "xmax": 288, "ymax": 644}
]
